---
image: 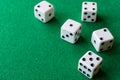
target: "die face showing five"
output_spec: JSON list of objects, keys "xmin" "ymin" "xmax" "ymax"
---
[
  {"xmin": 91, "ymin": 28, "xmax": 114, "ymax": 52},
  {"xmin": 34, "ymin": 1, "xmax": 54, "ymax": 23},
  {"xmin": 81, "ymin": 2, "xmax": 97, "ymax": 22},
  {"xmin": 78, "ymin": 51, "xmax": 102, "ymax": 79},
  {"xmin": 61, "ymin": 19, "xmax": 82, "ymax": 44}
]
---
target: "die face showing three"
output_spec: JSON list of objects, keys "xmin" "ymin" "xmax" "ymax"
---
[
  {"xmin": 78, "ymin": 51, "xmax": 103, "ymax": 79},
  {"xmin": 81, "ymin": 2, "xmax": 97, "ymax": 22},
  {"xmin": 91, "ymin": 28, "xmax": 114, "ymax": 52},
  {"xmin": 61, "ymin": 19, "xmax": 82, "ymax": 44},
  {"xmin": 34, "ymin": 1, "xmax": 54, "ymax": 23}
]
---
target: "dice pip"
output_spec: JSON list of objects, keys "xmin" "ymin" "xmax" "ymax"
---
[
  {"xmin": 34, "ymin": 1, "xmax": 54, "ymax": 23},
  {"xmin": 78, "ymin": 51, "xmax": 103, "ymax": 79},
  {"xmin": 81, "ymin": 2, "xmax": 97, "ymax": 22},
  {"xmin": 61, "ymin": 19, "xmax": 82, "ymax": 44},
  {"xmin": 91, "ymin": 28, "xmax": 114, "ymax": 52}
]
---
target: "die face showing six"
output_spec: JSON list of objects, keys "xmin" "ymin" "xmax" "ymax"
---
[
  {"xmin": 91, "ymin": 28, "xmax": 114, "ymax": 52},
  {"xmin": 81, "ymin": 2, "xmax": 97, "ymax": 22},
  {"xmin": 34, "ymin": 1, "xmax": 54, "ymax": 23},
  {"xmin": 61, "ymin": 19, "xmax": 82, "ymax": 44},
  {"xmin": 78, "ymin": 51, "xmax": 102, "ymax": 79}
]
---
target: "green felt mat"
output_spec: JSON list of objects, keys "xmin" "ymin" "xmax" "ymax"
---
[{"xmin": 0, "ymin": 0, "xmax": 120, "ymax": 80}]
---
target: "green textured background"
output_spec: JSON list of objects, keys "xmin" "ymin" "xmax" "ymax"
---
[{"xmin": 0, "ymin": 0, "xmax": 120, "ymax": 80}]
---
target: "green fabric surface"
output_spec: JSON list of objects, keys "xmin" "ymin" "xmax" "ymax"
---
[{"xmin": 0, "ymin": 0, "xmax": 120, "ymax": 80}]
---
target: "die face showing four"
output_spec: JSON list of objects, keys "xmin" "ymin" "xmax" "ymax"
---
[
  {"xmin": 34, "ymin": 1, "xmax": 54, "ymax": 23},
  {"xmin": 61, "ymin": 19, "xmax": 82, "ymax": 44},
  {"xmin": 91, "ymin": 28, "xmax": 114, "ymax": 52},
  {"xmin": 81, "ymin": 2, "xmax": 97, "ymax": 22},
  {"xmin": 78, "ymin": 51, "xmax": 102, "ymax": 79}
]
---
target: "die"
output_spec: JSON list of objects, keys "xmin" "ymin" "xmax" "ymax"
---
[
  {"xmin": 61, "ymin": 19, "xmax": 82, "ymax": 44},
  {"xmin": 78, "ymin": 51, "xmax": 103, "ymax": 79},
  {"xmin": 81, "ymin": 2, "xmax": 97, "ymax": 22},
  {"xmin": 91, "ymin": 28, "xmax": 114, "ymax": 52},
  {"xmin": 34, "ymin": 1, "xmax": 54, "ymax": 23}
]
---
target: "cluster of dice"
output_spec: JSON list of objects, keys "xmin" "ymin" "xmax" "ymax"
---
[{"xmin": 34, "ymin": 1, "xmax": 114, "ymax": 79}]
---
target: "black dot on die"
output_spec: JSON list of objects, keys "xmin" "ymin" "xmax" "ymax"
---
[
  {"xmin": 84, "ymin": 66, "xmax": 87, "ymax": 69},
  {"xmin": 84, "ymin": 12, "xmax": 87, "ymax": 15},
  {"xmin": 41, "ymin": 19, "xmax": 44, "ymax": 21},
  {"xmin": 92, "ymin": 13, "xmax": 95, "ymax": 15},
  {"xmin": 38, "ymin": 14, "xmax": 41, "ymax": 17},
  {"xmin": 87, "ymin": 74, "xmax": 90, "ymax": 77},
  {"xmin": 88, "ymin": 16, "xmax": 91, "ymax": 18},
  {"xmin": 88, "ymin": 52, "xmax": 92, "ymax": 55},
  {"xmin": 89, "ymin": 57, "xmax": 93, "ymax": 61},
  {"xmin": 70, "ymin": 24, "xmax": 73, "ymax": 27},
  {"xmin": 66, "ymin": 34, "xmax": 69, "ymax": 37},
  {"xmin": 70, "ymin": 33, "xmax": 73, "ymax": 36},
  {"xmin": 104, "ymin": 29, "xmax": 107, "ymax": 32},
  {"xmin": 79, "ymin": 68, "xmax": 82, "ymax": 71},
  {"xmin": 35, "ymin": 9, "xmax": 38, "ymax": 12},
  {"xmin": 88, "ymin": 69, "xmax": 91, "ymax": 72},
  {"xmin": 100, "ymin": 37, "xmax": 103, "ymax": 40},
  {"xmin": 84, "ymin": 2, "xmax": 87, "ymax": 5},
  {"xmin": 91, "ymin": 19, "xmax": 95, "ymax": 22},
  {"xmin": 49, "ymin": 13, "xmax": 52, "ymax": 16},
  {"xmin": 110, "ymin": 40, "xmax": 113, "ymax": 43},
  {"xmin": 80, "ymin": 63, "xmax": 83, "ymax": 66},
  {"xmin": 75, "ymin": 38, "xmax": 78, "ymax": 42},
  {"xmin": 37, "ymin": 5, "xmax": 40, "ymax": 8},
  {"xmin": 92, "ymin": 3, "xmax": 95, "ymax": 5},
  {"xmin": 62, "ymin": 35, "xmax": 65, "ymax": 38},
  {"xmin": 90, "ymin": 63, "xmax": 94, "ymax": 67},
  {"xmin": 101, "ymin": 42, "xmax": 104, "ymax": 45},
  {"xmin": 108, "ymin": 46, "xmax": 111, "ymax": 49},
  {"xmin": 93, "ymin": 8, "xmax": 95, "ymax": 10},
  {"xmin": 84, "ymin": 7, "xmax": 87, "ymax": 10},
  {"xmin": 83, "ymin": 18, "xmax": 86, "ymax": 21},
  {"xmin": 100, "ymin": 48, "xmax": 103, "ymax": 51},
  {"xmin": 83, "ymin": 71, "xmax": 86, "ymax": 74},
  {"xmin": 49, "ymin": 5, "xmax": 52, "ymax": 7},
  {"xmin": 82, "ymin": 58, "xmax": 86, "ymax": 61},
  {"xmin": 96, "ymin": 57, "xmax": 100, "ymax": 61},
  {"xmin": 75, "ymin": 32, "xmax": 77, "ymax": 35},
  {"xmin": 94, "ymin": 40, "xmax": 96, "ymax": 44}
]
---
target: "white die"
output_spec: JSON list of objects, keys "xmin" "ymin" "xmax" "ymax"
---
[
  {"xmin": 61, "ymin": 19, "xmax": 82, "ymax": 44},
  {"xmin": 78, "ymin": 51, "xmax": 103, "ymax": 79},
  {"xmin": 81, "ymin": 2, "xmax": 97, "ymax": 22},
  {"xmin": 91, "ymin": 28, "xmax": 114, "ymax": 52},
  {"xmin": 34, "ymin": 1, "xmax": 54, "ymax": 23}
]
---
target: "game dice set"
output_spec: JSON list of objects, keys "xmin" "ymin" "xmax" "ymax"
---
[{"xmin": 34, "ymin": 1, "xmax": 114, "ymax": 79}]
